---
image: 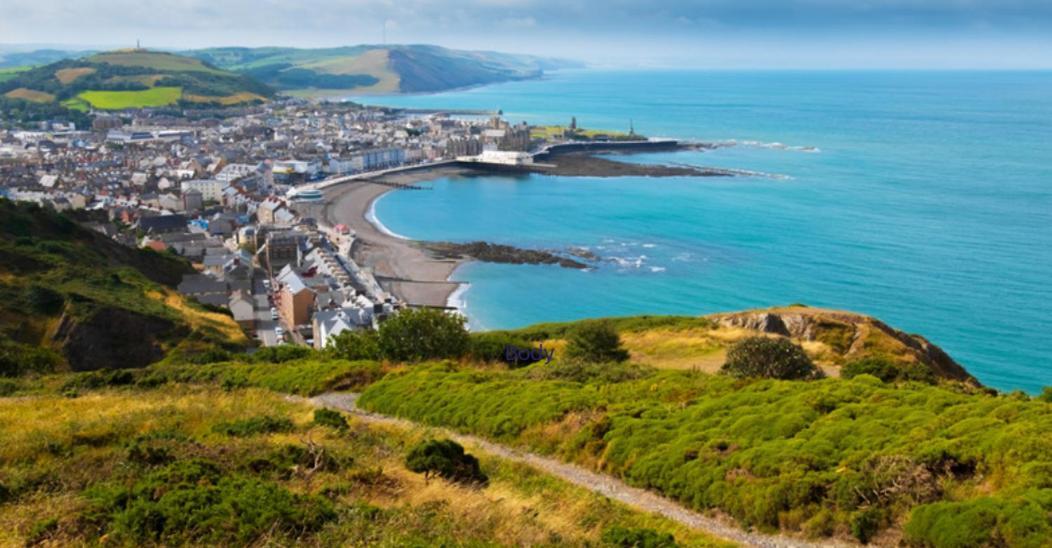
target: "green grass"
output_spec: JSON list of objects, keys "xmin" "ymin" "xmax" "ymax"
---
[
  {"xmin": 359, "ymin": 364, "xmax": 1052, "ymax": 544},
  {"xmin": 0, "ymin": 66, "xmax": 30, "ymax": 83},
  {"xmin": 142, "ymin": 358, "xmax": 385, "ymax": 396},
  {"xmin": 87, "ymin": 51, "xmax": 224, "ymax": 74},
  {"xmin": 77, "ymin": 86, "xmax": 182, "ymax": 109},
  {"xmin": 59, "ymin": 97, "xmax": 89, "ymax": 112},
  {"xmin": 0, "ymin": 381, "xmax": 727, "ymax": 546}
]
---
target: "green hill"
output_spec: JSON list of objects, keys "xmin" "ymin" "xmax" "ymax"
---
[
  {"xmin": 189, "ymin": 44, "xmax": 582, "ymax": 95},
  {"xmin": 0, "ymin": 49, "xmax": 274, "ymax": 116},
  {"xmin": 0, "ymin": 200, "xmax": 248, "ymax": 375}
]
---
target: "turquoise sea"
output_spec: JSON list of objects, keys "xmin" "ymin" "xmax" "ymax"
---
[{"xmin": 357, "ymin": 70, "xmax": 1052, "ymax": 393}]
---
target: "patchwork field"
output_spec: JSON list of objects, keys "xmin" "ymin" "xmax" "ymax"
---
[
  {"xmin": 3, "ymin": 88, "xmax": 54, "ymax": 103},
  {"xmin": 54, "ymin": 67, "xmax": 95, "ymax": 84},
  {"xmin": 0, "ymin": 66, "xmax": 30, "ymax": 83},
  {"xmin": 76, "ymin": 86, "xmax": 182, "ymax": 109}
]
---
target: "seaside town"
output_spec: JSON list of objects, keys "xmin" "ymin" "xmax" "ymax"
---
[{"xmin": 0, "ymin": 99, "xmax": 615, "ymax": 348}]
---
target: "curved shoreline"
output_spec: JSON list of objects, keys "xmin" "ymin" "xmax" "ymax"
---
[{"xmin": 319, "ymin": 166, "xmax": 469, "ymax": 309}]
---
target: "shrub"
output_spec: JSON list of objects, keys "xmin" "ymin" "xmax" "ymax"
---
[
  {"xmin": 60, "ymin": 369, "xmax": 135, "ymax": 392},
  {"xmin": 212, "ymin": 416, "xmax": 294, "ymax": 437},
  {"xmin": 850, "ymin": 508, "xmax": 884, "ymax": 544},
  {"xmin": 252, "ymin": 344, "xmax": 315, "ymax": 363},
  {"xmin": 842, "ymin": 355, "xmax": 934, "ymax": 384},
  {"xmin": 601, "ymin": 526, "xmax": 677, "ymax": 547},
  {"xmin": 721, "ymin": 336, "xmax": 822, "ymax": 380},
  {"xmin": 0, "ymin": 337, "xmax": 62, "ymax": 377},
  {"xmin": 86, "ymin": 459, "xmax": 335, "ymax": 544},
  {"xmin": 564, "ymin": 321, "xmax": 629, "ymax": 363},
  {"xmin": 405, "ymin": 439, "xmax": 487, "ymax": 485},
  {"xmin": 468, "ymin": 332, "xmax": 533, "ymax": 364},
  {"xmin": 1038, "ymin": 387, "xmax": 1052, "ymax": 403},
  {"xmin": 377, "ymin": 308, "xmax": 469, "ymax": 362},
  {"xmin": 313, "ymin": 408, "xmax": 349, "ymax": 431},
  {"xmin": 530, "ymin": 361, "xmax": 654, "ymax": 384},
  {"xmin": 327, "ymin": 329, "xmax": 380, "ymax": 361},
  {"xmin": 904, "ymin": 497, "xmax": 1052, "ymax": 548},
  {"xmin": 27, "ymin": 284, "xmax": 65, "ymax": 314},
  {"xmin": 0, "ymin": 378, "xmax": 19, "ymax": 396}
]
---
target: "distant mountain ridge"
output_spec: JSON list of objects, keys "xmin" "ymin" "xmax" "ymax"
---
[
  {"xmin": 0, "ymin": 44, "xmax": 582, "ymax": 98},
  {"xmin": 0, "ymin": 49, "xmax": 273, "ymax": 114},
  {"xmin": 188, "ymin": 44, "xmax": 582, "ymax": 95}
]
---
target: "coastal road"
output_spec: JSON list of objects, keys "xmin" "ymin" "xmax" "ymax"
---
[{"xmin": 309, "ymin": 392, "xmax": 855, "ymax": 548}]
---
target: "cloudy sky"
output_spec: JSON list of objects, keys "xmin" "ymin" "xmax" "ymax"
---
[{"xmin": 2, "ymin": 0, "xmax": 1051, "ymax": 68}]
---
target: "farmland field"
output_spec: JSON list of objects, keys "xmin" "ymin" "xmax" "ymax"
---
[{"xmin": 77, "ymin": 86, "xmax": 182, "ymax": 109}]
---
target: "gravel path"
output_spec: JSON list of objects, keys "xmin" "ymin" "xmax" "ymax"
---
[{"xmin": 309, "ymin": 392, "xmax": 854, "ymax": 548}]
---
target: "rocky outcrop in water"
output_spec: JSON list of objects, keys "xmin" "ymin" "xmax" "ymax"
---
[{"xmin": 422, "ymin": 241, "xmax": 590, "ymax": 269}]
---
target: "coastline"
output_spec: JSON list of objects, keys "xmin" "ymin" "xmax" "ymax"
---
[
  {"xmin": 320, "ymin": 166, "xmax": 471, "ymax": 309},
  {"xmin": 315, "ymin": 143, "xmax": 727, "ymax": 313}
]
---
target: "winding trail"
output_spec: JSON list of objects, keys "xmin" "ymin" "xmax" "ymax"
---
[{"xmin": 309, "ymin": 392, "xmax": 854, "ymax": 548}]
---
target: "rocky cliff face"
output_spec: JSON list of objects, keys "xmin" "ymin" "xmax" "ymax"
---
[
  {"xmin": 52, "ymin": 307, "xmax": 184, "ymax": 371},
  {"xmin": 708, "ymin": 307, "xmax": 979, "ymax": 384}
]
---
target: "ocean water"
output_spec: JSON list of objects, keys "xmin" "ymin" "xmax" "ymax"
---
[{"xmin": 357, "ymin": 70, "xmax": 1052, "ymax": 393}]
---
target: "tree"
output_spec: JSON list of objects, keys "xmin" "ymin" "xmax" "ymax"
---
[
  {"xmin": 404, "ymin": 439, "xmax": 487, "ymax": 485},
  {"xmin": 327, "ymin": 329, "xmax": 380, "ymax": 361},
  {"xmin": 377, "ymin": 308, "xmax": 469, "ymax": 362},
  {"xmin": 721, "ymin": 336, "xmax": 823, "ymax": 380},
  {"xmin": 564, "ymin": 321, "xmax": 629, "ymax": 363}
]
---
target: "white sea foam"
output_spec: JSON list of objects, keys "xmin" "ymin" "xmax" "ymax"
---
[
  {"xmin": 725, "ymin": 139, "xmax": 821, "ymax": 153},
  {"xmin": 649, "ymin": 266, "xmax": 666, "ymax": 273},
  {"xmin": 365, "ymin": 195, "xmax": 411, "ymax": 240}
]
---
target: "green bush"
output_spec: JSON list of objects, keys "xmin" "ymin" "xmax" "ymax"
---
[
  {"xmin": 850, "ymin": 508, "xmax": 884, "ymax": 544},
  {"xmin": 212, "ymin": 416, "xmax": 294, "ymax": 437},
  {"xmin": 530, "ymin": 361, "xmax": 654, "ymax": 384},
  {"xmin": 467, "ymin": 332, "xmax": 533, "ymax": 364},
  {"xmin": 27, "ymin": 284, "xmax": 65, "ymax": 314},
  {"xmin": 251, "ymin": 344, "xmax": 315, "ymax": 363},
  {"xmin": 842, "ymin": 355, "xmax": 934, "ymax": 384},
  {"xmin": 721, "ymin": 336, "xmax": 822, "ymax": 380},
  {"xmin": 327, "ymin": 329, "xmax": 380, "ymax": 361},
  {"xmin": 405, "ymin": 439, "xmax": 487, "ymax": 485},
  {"xmin": 313, "ymin": 408, "xmax": 349, "ymax": 431},
  {"xmin": 904, "ymin": 497, "xmax": 1052, "ymax": 547},
  {"xmin": 86, "ymin": 459, "xmax": 335, "ymax": 544},
  {"xmin": 601, "ymin": 526, "xmax": 677, "ymax": 548},
  {"xmin": 377, "ymin": 308, "xmax": 469, "ymax": 362},
  {"xmin": 0, "ymin": 378, "xmax": 20, "ymax": 396},
  {"xmin": 564, "ymin": 321, "xmax": 629, "ymax": 363},
  {"xmin": 1038, "ymin": 387, "xmax": 1052, "ymax": 403},
  {"xmin": 60, "ymin": 369, "xmax": 135, "ymax": 392},
  {"xmin": 0, "ymin": 337, "xmax": 62, "ymax": 377}
]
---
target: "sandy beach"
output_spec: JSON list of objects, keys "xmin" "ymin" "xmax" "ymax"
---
[
  {"xmin": 309, "ymin": 145, "xmax": 726, "ymax": 310},
  {"xmin": 318, "ymin": 166, "xmax": 472, "ymax": 308}
]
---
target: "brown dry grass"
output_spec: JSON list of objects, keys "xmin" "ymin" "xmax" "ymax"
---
[
  {"xmin": 54, "ymin": 67, "xmax": 96, "ymax": 84},
  {"xmin": 4, "ymin": 88, "xmax": 54, "ymax": 103}
]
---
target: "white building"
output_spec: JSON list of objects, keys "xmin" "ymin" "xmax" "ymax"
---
[{"xmin": 180, "ymin": 179, "xmax": 228, "ymax": 202}]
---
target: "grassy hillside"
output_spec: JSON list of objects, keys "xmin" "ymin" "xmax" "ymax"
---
[
  {"xmin": 0, "ymin": 49, "xmax": 273, "ymax": 118},
  {"xmin": 359, "ymin": 362, "xmax": 1052, "ymax": 546},
  {"xmin": 487, "ymin": 307, "xmax": 978, "ymax": 384},
  {"xmin": 190, "ymin": 44, "xmax": 582, "ymax": 95},
  {"xmin": 0, "ymin": 200, "xmax": 247, "ymax": 374},
  {"xmin": 0, "ymin": 360, "xmax": 725, "ymax": 546}
]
